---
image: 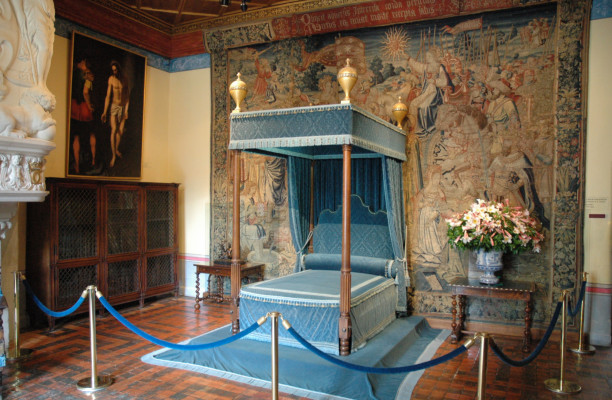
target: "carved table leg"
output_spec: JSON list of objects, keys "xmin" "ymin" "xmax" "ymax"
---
[
  {"xmin": 205, "ymin": 274, "xmax": 212, "ymax": 301},
  {"xmin": 457, "ymin": 295, "xmax": 466, "ymax": 342},
  {"xmin": 216, "ymin": 275, "xmax": 224, "ymax": 303},
  {"xmin": 523, "ymin": 298, "xmax": 533, "ymax": 353},
  {"xmin": 451, "ymin": 294, "xmax": 459, "ymax": 343},
  {"xmin": 194, "ymin": 271, "xmax": 200, "ymax": 311},
  {"xmin": 48, "ymin": 315, "xmax": 56, "ymax": 332}
]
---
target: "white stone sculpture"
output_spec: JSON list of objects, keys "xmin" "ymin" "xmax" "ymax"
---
[
  {"xmin": 0, "ymin": 0, "xmax": 57, "ymax": 140},
  {"xmin": 0, "ymin": 0, "xmax": 57, "ymax": 197},
  {"xmin": 0, "ymin": 87, "xmax": 56, "ymax": 140}
]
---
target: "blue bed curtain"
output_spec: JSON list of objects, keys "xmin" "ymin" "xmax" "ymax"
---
[
  {"xmin": 382, "ymin": 156, "xmax": 407, "ymax": 312},
  {"xmin": 313, "ymin": 158, "xmax": 385, "ymax": 223},
  {"xmin": 289, "ymin": 154, "xmax": 407, "ymax": 302},
  {"xmin": 288, "ymin": 156, "xmax": 312, "ymax": 272}
]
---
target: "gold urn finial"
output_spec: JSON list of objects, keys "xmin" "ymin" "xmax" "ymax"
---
[
  {"xmin": 337, "ymin": 58, "xmax": 358, "ymax": 104},
  {"xmin": 229, "ymin": 72, "xmax": 247, "ymax": 113},
  {"xmin": 392, "ymin": 96, "xmax": 408, "ymax": 129}
]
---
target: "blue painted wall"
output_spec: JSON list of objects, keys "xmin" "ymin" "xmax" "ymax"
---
[{"xmin": 592, "ymin": 0, "xmax": 612, "ymax": 20}]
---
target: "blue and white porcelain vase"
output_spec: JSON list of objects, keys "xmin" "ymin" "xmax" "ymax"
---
[{"xmin": 475, "ymin": 249, "xmax": 504, "ymax": 285}]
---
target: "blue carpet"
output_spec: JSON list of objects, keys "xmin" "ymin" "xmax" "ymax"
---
[{"xmin": 142, "ymin": 316, "xmax": 449, "ymax": 400}]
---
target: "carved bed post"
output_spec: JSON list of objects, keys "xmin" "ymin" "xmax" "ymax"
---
[
  {"xmin": 339, "ymin": 144, "xmax": 352, "ymax": 355},
  {"xmin": 308, "ymin": 160, "xmax": 315, "ymax": 254},
  {"xmin": 228, "ymin": 73, "xmax": 247, "ymax": 334},
  {"xmin": 231, "ymin": 149, "xmax": 242, "ymax": 334}
]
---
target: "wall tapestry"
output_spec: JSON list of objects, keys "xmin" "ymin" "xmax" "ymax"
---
[{"xmin": 207, "ymin": 0, "xmax": 590, "ymax": 326}]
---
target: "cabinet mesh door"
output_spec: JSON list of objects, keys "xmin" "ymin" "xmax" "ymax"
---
[
  {"xmin": 107, "ymin": 189, "xmax": 139, "ymax": 254},
  {"xmin": 108, "ymin": 260, "xmax": 140, "ymax": 297},
  {"xmin": 146, "ymin": 190, "xmax": 175, "ymax": 249},
  {"xmin": 57, "ymin": 264, "xmax": 97, "ymax": 309},
  {"xmin": 57, "ymin": 186, "xmax": 97, "ymax": 260},
  {"xmin": 146, "ymin": 254, "xmax": 174, "ymax": 288}
]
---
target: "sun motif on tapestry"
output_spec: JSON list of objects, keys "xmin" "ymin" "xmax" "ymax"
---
[{"xmin": 382, "ymin": 26, "xmax": 410, "ymax": 62}]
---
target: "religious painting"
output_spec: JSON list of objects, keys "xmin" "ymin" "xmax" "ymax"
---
[
  {"xmin": 209, "ymin": 0, "xmax": 590, "ymax": 323},
  {"xmin": 66, "ymin": 32, "xmax": 146, "ymax": 179}
]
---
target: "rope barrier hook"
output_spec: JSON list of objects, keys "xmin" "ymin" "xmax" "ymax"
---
[
  {"xmin": 280, "ymin": 315, "xmax": 292, "ymax": 331},
  {"xmin": 462, "ymin": 335, "xmax": 476, "ymax": 350},
  {"xmin": 77, "ymin": 285, "xmax": 113, "ymax": 392}
]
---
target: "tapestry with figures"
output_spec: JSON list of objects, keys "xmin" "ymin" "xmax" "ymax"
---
[{"xmin": 207, "ymin": 0, "xmax": 590, "ymax": 325}]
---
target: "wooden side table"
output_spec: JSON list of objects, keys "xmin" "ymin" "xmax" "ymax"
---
[
  {"xmin": 449, "ymin": 277, "xmax": 536, "ymax": 353},
  {"xmin": 194, "ymin": 260, "xmax": 264, "ymax": 310}
]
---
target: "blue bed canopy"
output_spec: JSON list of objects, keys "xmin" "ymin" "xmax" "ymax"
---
[
  {"xmin": 227, "ymin": 69, "xmax": 408, "ymax": 355},
  {"xmin": 229, "ymin": 104, "xmax": 407, "ymax": 264}
]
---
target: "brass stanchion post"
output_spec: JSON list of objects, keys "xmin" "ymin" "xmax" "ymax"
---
[
  {"xmin": 570, "ymin": 272, "xmax": 595, "ymax": 354},
  {"xmin": 269, "ymin": 312, "xmax": 280, "ymax": 400},
  {"xmin": 475, "ymin": 332, "xmax": 489, "ymax": 400},
  {"xmin": 544, "ymin": 290, "xmax": 581, "ymax": 394},
  {"xmin": 7, "ymin": 271, "xmax": 33, "ymax": 361},
  {"xmin": 77, "ymin": 286, "xmax": 113, "ymax": 392}
]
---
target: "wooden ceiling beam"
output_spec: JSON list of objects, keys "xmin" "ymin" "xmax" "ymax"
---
[
  {"xmin": 174, "ymin": 0, "xmax": 188, "ymax": 25},
  {"xmin": 129, "ymin": 6, "xmax": 216, "ymax": 17}
]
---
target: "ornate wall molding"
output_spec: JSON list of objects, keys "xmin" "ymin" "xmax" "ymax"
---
[{"xmin": 0, "ymin": 137, "xmax": 54, "ymax": 198}]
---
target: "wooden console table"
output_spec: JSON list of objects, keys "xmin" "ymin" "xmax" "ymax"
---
[
  {"xmin": 449, "ymin": 277, "xmax": 535, "ymax": 353},
  {"xmin": 194, "ymin": 261, "xmax": 264, "ymax": 310}
]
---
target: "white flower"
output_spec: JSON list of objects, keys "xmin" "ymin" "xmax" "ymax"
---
[
  {"xmin": 461, "ymin": 235, "xmax": 473, "ymax": 244},
  {"xmin": 464, "ymin": 212, "xmax": 477, "ymax": 226},
  {"xmin": 446, "ymin": 218, "xmax": 462, "ymax": 227}
]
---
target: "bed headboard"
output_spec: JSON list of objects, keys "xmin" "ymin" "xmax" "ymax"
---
[
  {"xmin": 305, "ymin": 194, "xmax": 407, "ymax": 313},
  {"xmin": 313, "ymin": 194, "xmax": 393, "ymax": 259}
]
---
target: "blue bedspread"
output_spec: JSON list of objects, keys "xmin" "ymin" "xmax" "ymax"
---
[{"xmin": 240, "ymin": 270, "xmax": 397, "ymax": 355}]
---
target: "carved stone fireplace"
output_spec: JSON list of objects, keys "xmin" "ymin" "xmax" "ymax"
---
[{"xmin": 0, "ymin": 0, "xmax": 57, "ymax": 367}]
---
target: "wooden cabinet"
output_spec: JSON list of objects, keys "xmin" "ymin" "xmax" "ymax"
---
[{"xmin": 26, "ymin": 178, "xmax": 179, "ymax": 327}]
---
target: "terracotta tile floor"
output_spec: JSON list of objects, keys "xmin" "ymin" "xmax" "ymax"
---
[{"xmin": 2, "ymin": 296, "xmax": 611, "ymax": 399}]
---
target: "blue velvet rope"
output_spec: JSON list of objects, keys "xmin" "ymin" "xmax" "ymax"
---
[
  {"xmin": 98, "ymin": 295, "xmax": 260, "ymax": 350},
  {"xmin": 568, "ymin": 280, "xmax": 587, "ymax": 318},
  {"xmin": 489, "ymin": 301, "xmax": 563, "ymax": 367},
  {"xmin": 286, "ymin": 326, "xmax": 467, "ymax": 374},
  {"xmin": 23, "ymin": 278, "xmax": 86, "ymax": 318}
]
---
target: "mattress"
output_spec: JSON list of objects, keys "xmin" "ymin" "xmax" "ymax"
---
[{"xmin": 239, "ymin": 269, "xmax": 398, "ymax": 355}]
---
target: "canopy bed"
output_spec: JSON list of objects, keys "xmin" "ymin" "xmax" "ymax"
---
[{"xmin": 227, "ymin": 98, "xmax": 408, "ymax": 355}]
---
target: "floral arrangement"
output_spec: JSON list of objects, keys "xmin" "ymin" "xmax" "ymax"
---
[{"xmin": 446, "ymin": 199, "xmax": 545, "ymax": 254}]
